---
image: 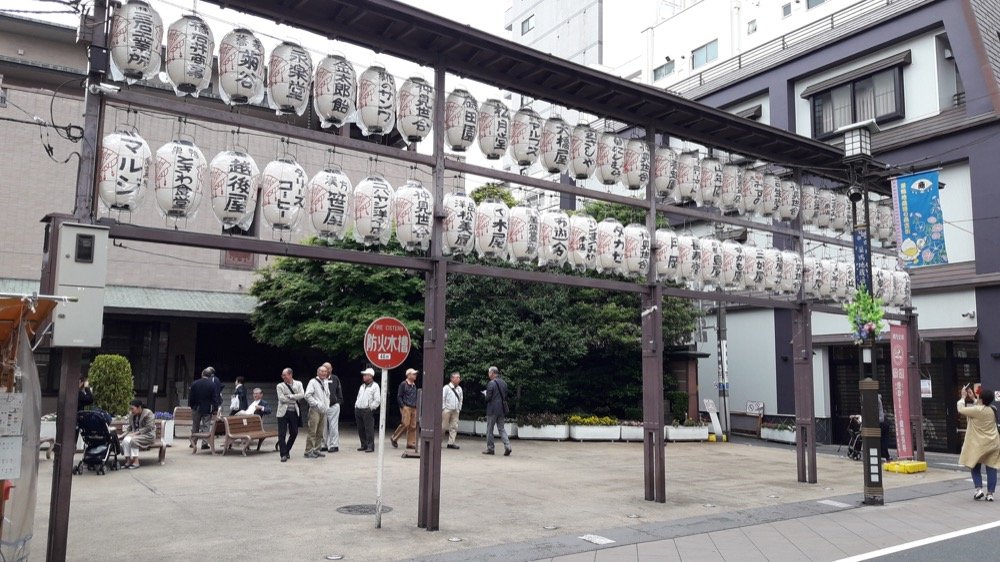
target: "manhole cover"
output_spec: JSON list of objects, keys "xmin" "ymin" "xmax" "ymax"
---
[{"xmin": 336, "ymin": 504, "xmax": 393, "ymax": 515}]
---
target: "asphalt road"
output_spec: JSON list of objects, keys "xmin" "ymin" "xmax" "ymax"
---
[{"xmin": 863, "ymin": 521, "xmax": 1000, "ymax": 561}]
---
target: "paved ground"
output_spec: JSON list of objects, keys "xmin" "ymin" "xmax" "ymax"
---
[{"xmin": 29, "ymin": 429, "xmax": 977, "ymax": 561}]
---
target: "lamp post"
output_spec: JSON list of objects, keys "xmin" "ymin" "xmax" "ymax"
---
[{"xmin": 839, "ymin": 120, "xmax": 884, "ymax": 506}]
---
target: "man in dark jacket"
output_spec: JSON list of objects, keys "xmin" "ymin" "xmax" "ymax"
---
[
  {"xmin": 78, "ymin": 375, "xmax": 94, "ymax": 411},
  {"xmin": 483, "ymin": 366, "xmax": 511, "ymax": 456},
  {"xmin": 322, "ymin": 362, "xmax": 344, "ymax": 453},
  {"xmin": 189, "ymin": 368, "xmax": 221, "ymax": 441},
  {"xmin": 391, "ymin": 368, "xmax": 419, "ymax": 450}
]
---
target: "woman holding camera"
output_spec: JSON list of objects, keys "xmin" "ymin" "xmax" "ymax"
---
[{"xmin": 958, "ymin": 386, "xmax": 1000, "ymax": 502}]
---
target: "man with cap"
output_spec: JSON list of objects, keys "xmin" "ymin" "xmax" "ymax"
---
[
  {"xmin": 391, "ymin": 368, "xmax": 420, "ymax": 450},
  {"xmin": 483, "ymin": 366, "xmax": 512, "ymax": 456},
  {"xmin": 354, "ymin": 368, "xmax": 381, "ymax": 453}
]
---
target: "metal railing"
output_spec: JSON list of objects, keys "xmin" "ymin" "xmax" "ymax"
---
[{"xmin": 670, "ymin": 0, "xmax": 927, "ymax": 95}]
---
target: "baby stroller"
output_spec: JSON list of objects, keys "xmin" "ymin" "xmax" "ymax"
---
[
  {"xmin": 844, "ymin": 415, "xmax": 863, "ymax": 461},
  {"xmin": 73, "ymin": 409, "xmax": 121, "ymax": 475}
]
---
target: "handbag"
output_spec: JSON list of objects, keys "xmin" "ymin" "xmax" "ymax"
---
[{"xmin": 229, "ymin": 393, "xmax": 240, "ymax": 413}]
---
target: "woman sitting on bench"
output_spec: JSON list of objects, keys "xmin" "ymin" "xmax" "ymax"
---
[{"xmin": 121, "ymin": 399, "xmax": 155, "ymax": 469}]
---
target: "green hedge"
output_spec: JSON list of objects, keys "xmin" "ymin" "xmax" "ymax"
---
[
  {"xmin": 88, "ymin": 354, "xmax": 134, "ymax": 416},
  {"xmin": 666, "ymin": 391, "xmax": 689, "ymax": 424}
]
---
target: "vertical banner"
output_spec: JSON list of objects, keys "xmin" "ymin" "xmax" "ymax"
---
[
  {"xmin": 852, "ymin": 227, "xmax": 872, "ymax": 292},
  {"xmin": 891, "ymin": 170, "xmax": 947, "ymax": 267},
  {"xmin": 889, "ymin": 324, "xmax": 913, "ymax": 459}
]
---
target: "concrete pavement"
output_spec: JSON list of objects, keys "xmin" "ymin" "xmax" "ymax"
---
[{"xmin": 29, "ymin": 428, "xmax": 977, "ymax": 561}]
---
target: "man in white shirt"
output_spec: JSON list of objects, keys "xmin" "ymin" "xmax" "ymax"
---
[
  {"xmin": 442, "ymin": 372, "xmax": 464, "ymax": 449},
  {"xmin": 354, "ymin": 368, "xmax": 381, "ymax": 453},
  {"xmin": 304, "ymin": 365, "xmax": 331, "ymax": 459}
]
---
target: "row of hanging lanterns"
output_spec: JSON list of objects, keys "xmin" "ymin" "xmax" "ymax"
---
[{"xmin": 800, "ymin": 186, "xmax": 895, "ymax": 242}]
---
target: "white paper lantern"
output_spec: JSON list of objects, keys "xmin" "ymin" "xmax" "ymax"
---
[
  {"xmin": 739, "ymin": 168, "xmax": 763, "ymax": 216},
  {"xmin": 876, "ymin": 203, "xmax": 895, "ymax": 243},
  {"xmin": 817, "ymin": 259, "xmax": 835, "ymax": 299},
  {"xmin": 569, "ymin": 122, "xmax": 598, "ymax": 180},
  {"xmin": 780, "ymin": 251, "xmax": 802, "ymax": 294},
  {"xmin": 745, "ymin": 245, "xmax": 767, "ymax": 292},
  {"xmin": 442, "ymin": 191, "xmax": 476, "ymax": 256},
  {"xmin": 676, "ymin": 235, "xmax": 702, "ymax": 286},
  {"xmin": 815, "ymin": 190, "xmax": 835, "ymax": 229},
  {"xmin": 654, "ymin": 229, "xmax": 679, "ymax": 281},
  {"xmin": 699, "ymin": 237, "xmax": 723, "ymax": 289},
  {"xmin": 538, "ymin": 209, "xmax": 570, "ymax": 268},
  {"xmin": 594, "ymin": 133, "xmax": 625, "ymax": 186},
  {"xmin": 356, "ymin": 64, "xmax": 396, "ymax": 136},
  {"xmin": 154, "ymin": 140, "xmax": 206, "ymax": 223},
  {"xmin": 762, "ymin": 248, "xmax": 784, "ymax": 292},
  {"xmin": 306, "ymin": 167, "xmax": 353, "ymax": 240},
  {"xmin": 623, "ymin": 139, "xmax": 650, "ymax": 190},
  {"xmin": 541, "ymin": 116, "xmax": 571, "ymax": 174},
  {"xmin": 718, "ymin": 164, "xmax": 742, "ymax": 213},
  {"xmin": 508, "ymin": 204, "xmax": 539, "ymax": 263},
  {"xmin": 394, "ymin": 179, "xmax": 434, "ymax": 252},
  {"xmin": 568, "ymin": 214, "xmax": 598, "ymax": 271},
  {"xmin": 873, "ymin": 268, "xmax": 894, "ymax": 304},
  {"xmin": 445, "ymin": 89, "xmax": 478, "ymax": 151},
  {"xmin": 835, "ymin": 262, "xmax": 853, "ymax": 301},
  {"xmin": 831, "ymin": 193, "xmax": 851, "ymax": 232},
  {"xmin": 676, "ymin": 152, "xmax": 702, "ymax": 203},
  {"xmin": 218, "ymin": 28, "xmax": 266, "ymax": 106},
  {"xmin": 396, "ymin": 76, "xmax": 434, "ymax": 142},
  {"xmin": 759, "ymin": 173, "xmax": 780, "ymax": 217},
  {"xmin": 653, "ymin": 147, "xmax": 678, "ymax": 201},
  {"xmin": 778, "ymin": 179, "xmax": 800, "ymax": 220},
  {"xmin": 800, "ymin": 184, "xmax": 817, "ymax": 225},
  {"xmin": 313, "ymin": 54, "xmax": 357, "ymax": 128},
  {"xmin": 623, "ymin": 223, "xmax": 651, "ymax": 278},
  {"xmin": 209, "ymin": 150, "xmax": 259, "ymax": 229},
  {"xmin": 109, "ymin": 0, "xmax": 163, "ymax": 84},
  {"xmin": 510, "ymin": 107, "xmax": 543, "ymax": 166},
  {"xmin": 699, "ymin": 157, "xmax": 723, "ymax": 207},
  {"xmin": 267, "ymin": 42, "xmax": 312, "ymax": 116},
  {"xmin": 892, "ymin": 271, "xmax": 911, "ymax": 307},
  {"xmin": 164, "ymin": 15, "xmax": 213, "ymax": 97},
  {"xmin": 595, "ymin": 218, "xmax": 625, "ymax": 274},
  {"xmin": 260, "ymin": 158, "xmax": 307, "ymax": 231},
  {"xmin": 720, "ymin": 240, "xmax": 746, "ymax": 289},
  {"xmin": 475, "ymin": 198, "xmax": 511, "ymax": 259},
  {"xmin": 477, "ymin": 98, "xmax": 510, "ymax": 160},
  {"xmin": 802, "ymin": 258, "xmax": 819, "ymax": 298},
  {"xmin": 352, "ymin": 174, "xmax": 393, "ymax": 245},
  {"xmin": 98, "ymin": 130, "xmax": 151, "ymax": 212}
]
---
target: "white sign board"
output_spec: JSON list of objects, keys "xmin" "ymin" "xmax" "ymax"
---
[
  {"xmin": 703, "ymin": 399, "xmax": 723, "ymax": 436},
  {"xmin": 0, "ymin": 393, "xmax": 24, "ymax": 479},
  {"xmin": 746, "ymin": 401, "xmax": 765, "ymax": 416}
]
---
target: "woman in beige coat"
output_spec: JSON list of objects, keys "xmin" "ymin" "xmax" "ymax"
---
[{"xmin": 957, "ymin": 387, "xmax": 999, "ymax": 501}]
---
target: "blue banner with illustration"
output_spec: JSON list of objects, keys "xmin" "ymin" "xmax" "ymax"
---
[{"xmin": 892, "ymin": 170, "xmax": 947, "ymax": 267}]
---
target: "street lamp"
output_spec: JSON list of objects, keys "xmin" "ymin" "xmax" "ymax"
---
[{"xmin": 839, "ymin": 119, "xmax": 884, "ymax": 506}]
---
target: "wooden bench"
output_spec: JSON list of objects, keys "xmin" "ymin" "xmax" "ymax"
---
[
  {"xmin": 222, "ymin": 415, "xmax": 279, "ymax": 456},
  {"xmin": 189, "ymin": 415, "xmax": 225, "ymax": 455},
  {"xmin": 172, "ymin": 406, "xmax": 193, "ymax": 438}
]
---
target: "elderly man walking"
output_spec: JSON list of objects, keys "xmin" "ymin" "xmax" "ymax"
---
[
  {"xmin": 391, "ymin": 368, "xmax": 419, "ymax": 450},
  {"xmin": 322, "ymin": 363, "xmax": 344, "ymax": 453},
  {"xmin": 304, "ymin": 365, "xmax": 331, "ymax": 459},
  {"xmin": 442, "ymin": 372, "xmax": 463, "ymax": 449},
  {"xmin": 483, "ymin": 366, "xmax": 511, "ymax": 456}
]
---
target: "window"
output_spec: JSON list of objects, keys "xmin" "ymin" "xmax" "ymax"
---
[
  {"xmin": 521, "ymin": 15, "xmax": 534, "ymax": 35},
  {"xmin": 747, "ymin": 19, "xmax": 757, "ymax": 34},
  {"xmin": 807, "ymin": 0, "xmax": 828, "ymax": 8},
  {"xmin": 810, "ymin": 68, "xmax": 904, "ymax": 139},
  {"xmin": 781, "ymin": 3, "xmax": 791, "ymax": 17},
  {"xmin": 653, "ymin": 60, "xmax": 675, "ymax": 81},
  {"xmin": 691, "ymin": 40, "xmax": 718, "ymax": 69}
]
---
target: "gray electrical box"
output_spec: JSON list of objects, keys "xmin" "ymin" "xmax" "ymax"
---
[{"xmin": 51, "ymin": 223, "xmax": 108, "ymax": 347}]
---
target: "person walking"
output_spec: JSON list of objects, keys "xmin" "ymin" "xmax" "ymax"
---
[
  {"xmin": 303, "ymin": 366, "xmax": 331, "ymax": 459},
  {"xmin": 231, "ymin": 376, "xmax": 249, "ymax": 415},
  {"xmin": 189, "ymin": 367, "xmax": 220, "ymax": 446},
  {"xmin": 391, "ymin": 368, "xmax": 420, "ymax": 450},
  {"xmin": 483, "ymin": 366, "xmax": 511, "ymax": 456},
  {"xmin": 276, "ymin": 368, "xmax": 306, "ymax": 463},
  {"xmin": 442, "ymin": 372, "xmax": 463, "ymax": 450},
  {"xmin": 355, "ymin": 368, "xmax": 381, "ymax": 453},
  {"xmin": 323, "ymin": 364, "xmax": 344, "ymax": 453},
  {"xmin": 958, "ymin": 386, "xmax": 1000, "ymax": 501}
]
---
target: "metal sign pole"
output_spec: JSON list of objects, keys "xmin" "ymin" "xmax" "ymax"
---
[{"xmin": 375, "ymin": 367, "xmax": 390, "ymax": 528}]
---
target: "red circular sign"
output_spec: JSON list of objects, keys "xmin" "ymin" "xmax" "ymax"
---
[{"xmin": 363, "ymin": 317, "xmax": 412, "ymax": 370}]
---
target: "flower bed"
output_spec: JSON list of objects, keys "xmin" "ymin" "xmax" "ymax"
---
[{"xmin": 567, "ymin": 415, "xmax": 620, "ymax": 441}]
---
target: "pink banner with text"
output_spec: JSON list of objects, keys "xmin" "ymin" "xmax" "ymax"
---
[{"xmin": 890, "ymin": 324, "xmax": 913, "ymax": 459}]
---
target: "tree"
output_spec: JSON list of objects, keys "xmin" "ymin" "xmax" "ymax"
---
[
  {"xmin": 471, "ymin": 183, "xmax": 517, "ymax": 206},
  {"xmin": 87, "ymin": 354, "xmax": 134, "ymax": 416}
]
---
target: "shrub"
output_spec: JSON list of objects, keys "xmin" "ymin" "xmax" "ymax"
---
[
  {"xmin": 566, "ymin": 414, "xmax": 618, "ymax": 426},
  {"xmin": 665, "ymin": 391, "xmax": 689, "ymax": 423},
  {"xmin": 518, "ymin": 412, "xmax": 567, "ymax": 427},
  {"xmin": 87, "ymin": 354, "xmax": 134, "ymax": 417}
]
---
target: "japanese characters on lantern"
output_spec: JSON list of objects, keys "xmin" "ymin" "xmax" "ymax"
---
[
  {"xmin": 567, "ymin": 213, "xmax": 598, "ymax": 271},
  {"xmin": 569, "ymin": 122, "xmax": 598, "ymax": 180},
  {"xmin": 474, "ymin": 198, "xmax": 511, "ymax": 260},
  {"xmin": 209, "ymin": 150, "xmax": 259, "ymax": 229},
  {"xmin": 267, "ymin": 42, "xmax": 313, "ymax": 116},
  {"xmin": 718, "ymin": 164, "xmax": 742, "ymax": 213},
  {"xmin": 510, "ymin": 107, "xmax": 543, "ymax": 167},
  {"xmin": 623, "ymin": 223, "xmax": 651, "ymax": 277},
  {"xmin": 261, "ymin": 158, "xmax": 307, "ymax": 231},
  {"xmin": 654, "ymin": 228, "xmax": 679, "ymax": 282},
  {"xmin": 313, "ymin": 54, "xmax": 357, "ymax": 128},
  {"xmin": 653, "ymin": 147, "xmax": 678, "ymax": 202},
  {"xmin": 800, "ymin": 184, "xmax": 817, "ymax": 225},
  {"xmin": 98, "ymin": 130, "xmax": 151, "ymax": 212},
  {"xmin": 442, "ymin": 191, "xmax": 476, "ymax": 256},
  {"xmin": 699, "ymin": 156, "xmax": 723, "ymax": 207},
  {"xmin": 759, "ymin": 173, "xmax": 780, "ymax": 217},
  {"xmin": 307, "ymin": 167, "xmax": 353, "ymax": 240},
  {"xmin": 594, "ymin": 133, "xmax": 624, "ymax": 186},
  {"xmin": 154, "ymin": 140, "xmax": 206, "ymax": 224},
  {"xmin": 675, "ymin": 152, "xmax": 701, "ymax": 203},
  {"xmin": 623, "ymin": 139, "xmax": 650, "ymax": 191},
  {"xmin": 394, "ymin": 179, "xmax": 434, "ymax": 251},
  {"xmin": 444, "ymin": 89, "xmax": 478, "ymax": 152},
  {"xmin": 540, "ymin": 116, "xmax": 571, "ymax": 174},
  {"xmin": 109, "ymin": 0, "xmax": 163, "ymax": 83},
  {"xmin": 739, "ymin": 168, "xmax": 764, "ymax": 216},
  {"xmin": 218, "ymin": 29, "xmax": 265, "ymax": 105},
  {"xmin": 538, "ymin": 209, "xmax": 570, "ymax": 268},
  {"xmin": 508, "ymin": 204, "xmax": 539, "ymax": 263},
  {"xmin": 357, "ymin": 64, "xmax": 396, "ymax": 136},
  {"xmin": 164, "ymin": 14, "xmax": 214, "ymax": 97},
  {"xmin": 778, "ymin": 179, "xmax": 801, "ymax": 221},
  {"xmin": 396, "ymin": 76, "xmax": 434, "ymax": 142},
  {"xmin": 477, "ymin": 98, "xmax": 510, "ymax": 160},
  {"xmin": 353, "ymin": 174, "xmax": 394, "ymax": 246},
  {"xmin": 595, "ymin": 218, "xmax": 625, "ymax": 274}
]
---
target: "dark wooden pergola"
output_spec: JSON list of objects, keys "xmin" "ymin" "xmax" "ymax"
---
[{"xmin": 35, "ymin": 1, "xmax": 924, "ymax": 559}]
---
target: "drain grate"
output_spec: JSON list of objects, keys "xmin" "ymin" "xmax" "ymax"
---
[{"xmin": 337, "ymin": 504, "xmax": 393, "ymax": 515}]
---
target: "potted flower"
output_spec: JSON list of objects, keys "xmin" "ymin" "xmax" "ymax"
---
[
  {"xmin": 844, "ymin": 288, "xmax": 886, "ymax": 345},
  {"xmin": 567, "ymin": 415, "xmax": 620, "ymax": 441},
  {"xmin": 761, "ymin": 420, "xmax": 796, "ymax": 443},
  {"xmin": 155, "ymin": 411, "xmax": 174, "ymax": 446},
  {"xmin": 517, "ymin": 413, "xmax": 570, "ymax": 440},
  {"xmin": 665, "ymin": 416, "xmax": 709, "ymax": 442},
  {"xmin": 619, "ymin": 420, "xmax": 645, "ymax": 442}
]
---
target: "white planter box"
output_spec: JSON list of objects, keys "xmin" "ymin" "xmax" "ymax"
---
[
  {"xmin": 456, "ymin": 419, "xmax": 476, "ymax": 435},
  {"xmin": 517, "ymin": 424, "xmax": 569, "ymax": 441},
  {"xmin": 40, "ymin": 420, "xmax": 83, "ymax": 450},
  {"xmin": 569, "ymin": 425, "xmax": 620, "ymax": 441},
  {"xmin": 665, "ymin": 425, "xmax": 709, "ymax": 442},
  {"xmin": 761, "ymin": 427, "xmax": 797, "ymax": 444},
  {"xmin": 161, "ymin": 420, "xmax": 174, "ymax": 446},
  {"xmin": 474, "ymin": 420, "xmax": 516, "ymax": 437},
  {"xmin": 620, "ymin": 425, "xmax": 645, "ymax": 441}
]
